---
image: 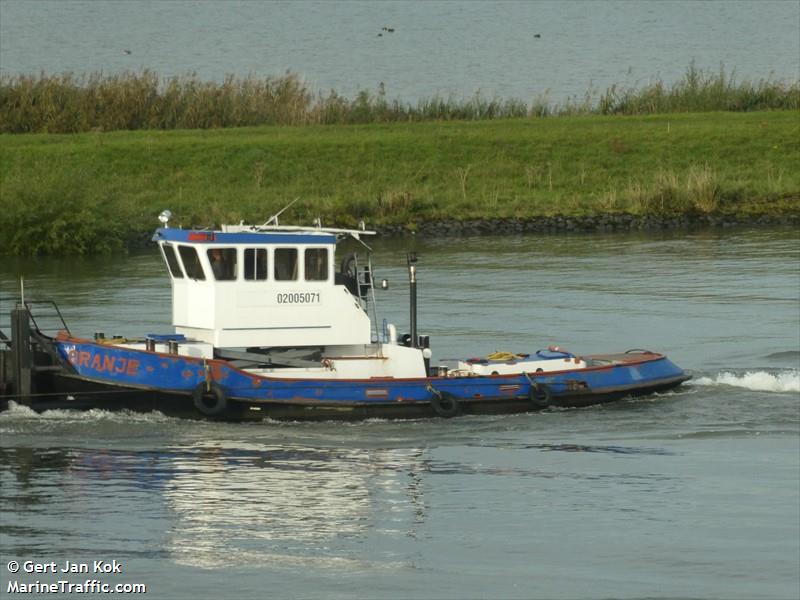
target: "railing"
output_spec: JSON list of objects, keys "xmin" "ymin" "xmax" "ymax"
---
[
  {"xmin": 350, "ymin": 254, "xmax": 382, "ymax": 343},
  {"xmin": 24, "ymin": 300, "xmax": 71, "ymax": 336},
  {"xmin": 0, "ymin": 297, "xmax": 70, "ymax": 341},
  {"xmin": 363, "ymin": 255, "xmax": 380, "ymax": 342}
]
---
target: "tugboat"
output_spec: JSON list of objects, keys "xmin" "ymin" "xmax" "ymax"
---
[{"xmin": 1, "ymin": 210, "xmax": 691, "ymax": 420}]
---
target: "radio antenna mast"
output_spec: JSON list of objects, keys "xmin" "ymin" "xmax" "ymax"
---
[{"xmin": 262, "ymin": 197, "xmax": 301, "ymax": 227}]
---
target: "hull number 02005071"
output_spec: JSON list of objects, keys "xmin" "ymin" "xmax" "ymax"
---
[{"xmin": 277, "ymin": 292, "xmax": 321, "ymax": 304}]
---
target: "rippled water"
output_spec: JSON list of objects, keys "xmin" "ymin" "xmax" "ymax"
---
[{"xmin": 1, "ymin": 228, "xmax": 799, "ymax": 599}]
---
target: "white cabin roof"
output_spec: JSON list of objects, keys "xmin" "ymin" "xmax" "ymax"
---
[{"xmin": 221, "ymin": 223, "xmax": 376, "ymax": 239}]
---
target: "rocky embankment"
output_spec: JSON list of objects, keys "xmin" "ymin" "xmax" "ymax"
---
[{"xmin": 375, "ymin": 213, "xmax": 799, "ymax": 236}]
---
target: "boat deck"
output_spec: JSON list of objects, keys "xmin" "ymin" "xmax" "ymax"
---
[{"xmin": 585, "ymin": 351, "xmax": 661, "ymax": 366}]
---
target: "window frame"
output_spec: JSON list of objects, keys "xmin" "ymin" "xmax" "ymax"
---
[
  {"xmin": 244, "ymin": 247, "xmax": 269, "ymax": 281},
  {"xmin": 304, "ymin": 247, "xmax": 329, "ymax": 282},
  {"xmin": 161, "ymin": 244, "xmax": 185, "ymax": 279},
  {"xmin": 206, "ymin": 247, "xmax": 238, "ymax": 281},
  {"xmin": 177, "ymin": 245, "xmax": 207, "ymax": 281},
  {"xmin": 274, "ymin": 247, "xmax": 299, "ymax": 281}
]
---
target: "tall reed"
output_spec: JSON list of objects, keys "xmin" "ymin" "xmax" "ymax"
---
[
  {"xmin": 1, "ymin": 64, "xmax": 797, "ymax": 134},
  {"xmin": 596, "ymin": 63, "xmax": 800, "ymax": 115}
]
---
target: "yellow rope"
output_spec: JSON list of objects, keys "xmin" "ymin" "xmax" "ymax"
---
[
  {"xmin": 486, "ymin": 351, "xmax": 524, "ymax": 361},
  {"xmin": 96, "ymin": 337, "xmax": 142, "ymax": 345}
]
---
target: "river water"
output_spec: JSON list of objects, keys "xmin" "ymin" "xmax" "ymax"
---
[
  {"xmin": 1, "ymin": 227, "xmax": 798, "ymax": 599},
  {"xmin": 1, "ymin": 0, "xmax": 799, "ymax": 103}
]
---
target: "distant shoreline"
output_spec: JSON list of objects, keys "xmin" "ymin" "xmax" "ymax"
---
[{"xmin": 375, "ymin": 213, "xmax": 800, "ymax": 237}]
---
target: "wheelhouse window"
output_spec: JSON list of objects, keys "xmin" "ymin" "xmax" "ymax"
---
[
  {"xmin": 161, "ymin": 244, "xmax": 184, "ymax": 278},
  {"xmin": 305, "ymin": 248, "xmax": 329, "ymax": 281},
  {"xmin": 207, "ymin": 248, "xmax": 237, "ymax": 281},
  {"xmin": 274, "ymin": 248, "xmax": 298, "ymax": 281},
  {"xmin": 244, "ymin": 248, "xmax": 268, "ymax": 280},
  {"xmin": 178, "ymin": 246, "xmax": 206, "ymax": 280}
]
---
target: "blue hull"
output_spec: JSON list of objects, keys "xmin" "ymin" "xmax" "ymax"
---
[{"xmin": 44, "ymin": 335, "xmax": 691, "ymax": 420}]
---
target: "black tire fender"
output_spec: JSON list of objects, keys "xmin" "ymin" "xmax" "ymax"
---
[
  {"xmin": 192, "ymin": 382, "xmax": 228, "ymax": 416},
  {"xmin": 528, "ymin": 382, "xmax": 552, "ymax": 409},
  {"xmin": 431, "ymin": 390, "xmax": 461, "ymax": 418}
]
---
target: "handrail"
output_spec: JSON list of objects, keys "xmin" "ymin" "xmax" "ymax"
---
[
  {"xmin": 25, "ymin": 300, "xmax": 71, "ymax": 335},
  {"xmin": 0, "ymin": 297, "xmax": 71, "ymax": 337},
  {"xmin": 365, "ymin": 254, "xmax": 380, "ymax": 341}
]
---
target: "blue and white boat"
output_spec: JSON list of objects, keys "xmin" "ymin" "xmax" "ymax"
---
[{"xmin": 39, "ymin": 210, "xmax": 690, "ymax": 420}]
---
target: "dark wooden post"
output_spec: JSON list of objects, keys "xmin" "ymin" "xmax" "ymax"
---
[
  {"xmin": 0, "ymin": 345, "xmax": 8, "ymax": 397},
  {"xmin": 11, "ymin": 307, "xmax": 32, "ymax": 405}
]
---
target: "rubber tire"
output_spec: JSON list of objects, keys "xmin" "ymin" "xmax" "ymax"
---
[
  {"xmin": 431, "ymin": 391, "xmax": 461, "ymax": 418},
  {"xmin": 193, "ymin": 382, "xmax": 228, "ymax": 417},
  {"xmin": 528, "ymin": 383, "xmax": 552, "ymax": 409}
]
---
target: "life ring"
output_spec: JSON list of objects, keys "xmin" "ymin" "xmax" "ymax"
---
[
  {"xmin": 192, "ymin": 382, "xmax": 228, "ymax": 417},
  {"xmin": 431, "ymin": 390, "xmax": 461, "ymax": 418},
  {"xmin": 528, "ymin": 382, "xmax": 552, "ymax": 409}
]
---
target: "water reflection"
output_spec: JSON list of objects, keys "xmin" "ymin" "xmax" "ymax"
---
[
  {"xmin": 160, "ymin": 442, "xmax": 431, "ymax": 569},
  {"xmin": 0, "ymin": 441, "xmax": 429, "ymax": 569},
  {"xmin": 0, "ymin": 431, "xmax": 685, "ymax": 565}
]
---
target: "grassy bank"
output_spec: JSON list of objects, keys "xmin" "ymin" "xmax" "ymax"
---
[
  {"xmin": 1, "ymin": 65, "xmax": 798, "ymax": 133},
  {"xmin": 1, "ymin": 110, "xmax": 798, "ymax": 255}
]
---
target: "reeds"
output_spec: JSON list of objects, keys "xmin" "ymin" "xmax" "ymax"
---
[
  {"xmin": 596, "ymin": 63, "xmax": 800, "ymax": 115},
  {"xmin": 1, "ymin": 65, "xmax": 797, "ymax": 134},
  {"xmin": 614, "ymin": 165, "xmax": 723, "ymax": 216},
  {"xmin": 0, "ymin": 71, "xmax": 317, "ymax": 133}
]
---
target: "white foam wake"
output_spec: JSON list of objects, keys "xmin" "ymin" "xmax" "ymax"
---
[
  {"xmin": 693, "ymin": 370, "xmax": 799, "ymax": 393},
  {"xmin": 0, "ymin": 401, "xmax": 172, "ymax": 423}
]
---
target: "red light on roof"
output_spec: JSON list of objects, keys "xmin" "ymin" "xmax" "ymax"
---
[{"xmin": 188, "ymin": 232, "xmax": 216, "ymax": 242}]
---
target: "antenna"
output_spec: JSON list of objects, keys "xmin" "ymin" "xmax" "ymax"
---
[{"xmin": 262, "ymin": 197, "xmax": 301, "ymax": 227}]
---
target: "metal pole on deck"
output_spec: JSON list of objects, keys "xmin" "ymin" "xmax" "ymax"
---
[{"xmin": 408, "ymin": 253, "xmax": 418, "ymax": 349}]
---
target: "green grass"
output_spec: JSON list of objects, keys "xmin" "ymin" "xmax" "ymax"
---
[{"xmin": 1, "ymin": 111, "xmax": 798, "ymax": 255}]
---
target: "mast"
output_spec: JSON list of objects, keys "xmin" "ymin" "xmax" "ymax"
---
[{"xmin": 408, "ymin": 252, "xmax": 418, "ymax": 348}]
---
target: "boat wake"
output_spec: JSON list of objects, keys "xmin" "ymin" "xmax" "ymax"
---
[
  {"xmin": 0, "ymin": 401, "xmax": 173, "ymax": 424},
  {"xmin": 693, "ymin": 369, "xmax": 799, "ymax": 393}
]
